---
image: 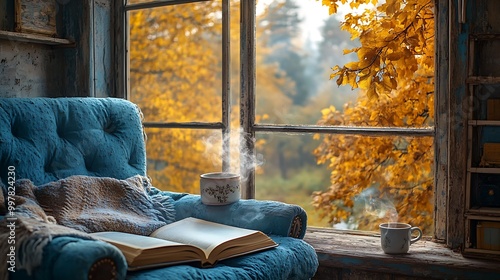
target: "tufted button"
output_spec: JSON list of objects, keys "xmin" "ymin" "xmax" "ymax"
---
[
  {"xmin": 56, "ymin": 125, "xmax": 66, "ymax": 138},
  {"xmin": 104, "ymin": 120, "xmax": 117, "ymax": 134},
  {"xmin": 11, "ymin": 123, "xmax": 20, "ymax": 138},
  {"xmin": 84, "ymin": 159, "xmax": 92, "ymax": 172}
]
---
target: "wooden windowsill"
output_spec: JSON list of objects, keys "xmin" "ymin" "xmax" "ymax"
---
[{"xmin": 304, "ymin": 227, "xmax": 500, "ymax": 279}]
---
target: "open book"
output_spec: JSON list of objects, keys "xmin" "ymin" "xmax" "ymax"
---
[{"xmin": 90, "ymin": 217, "xmax": 278, "ymax": 271}]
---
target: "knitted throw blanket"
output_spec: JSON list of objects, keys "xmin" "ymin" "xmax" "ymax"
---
[{"xmin": 0, "ymin": 175, "xmax": 176, "ymax": 279}]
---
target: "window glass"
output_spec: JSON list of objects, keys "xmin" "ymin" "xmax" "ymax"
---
[
  {"xmin": 256, "ymin": 133, "xmax": 434, "ymax": 234},
  {"xmin": 252, "ymin": 0, "xmax": 435, "ymax": 233},
  {"xmin": 256, "ymin": 1, "xmax": 359, "ymax": 126},
  {"xmin": 128, "ymin": 0, "xmax": 435, "ymax": 233},
  {"xmin": 254, "ymin": 133, "xmax": 331, "ymax": 227},
  {"xmin": 128, "ymin": 1, "xmax": 223, "ymax": 123},
  {"xmin": 127, "ymin": 0, "xmax": 177, "ymax": 5},
  {"xmin": 255, "ymin": 1, "xmax": 434, "ymax": 128},
  {"xmin": 144, "ymin": 128, "xmax": 223, "ymax": 194}
]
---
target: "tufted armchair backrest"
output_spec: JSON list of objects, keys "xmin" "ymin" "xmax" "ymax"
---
[{"xmin": 0, "ymin": 97, "xmax": 147, "ymax": 186}]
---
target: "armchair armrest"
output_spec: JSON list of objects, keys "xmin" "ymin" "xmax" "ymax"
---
[
  {"xmin": 11, "ymin": 236, "xmax": 127, "ymax": 280},
  {"xmin": 160, "ymin": 191, "xmax": 308, "ymax": 239}
]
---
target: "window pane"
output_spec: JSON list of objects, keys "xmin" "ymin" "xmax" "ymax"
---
[
  {"xmin": 127, "ymin": 0, "xmax": 154, "ymax": 4},
  {"xmin": 255, "ymin": 133, "xmax": 434, "ymax": 235},
  {"xmin": 144, "ymin": 127, "xmax": 223, "ymax": 194},
  {"xmin": 256, "ymin": 1, "xmax": 359, "ymax": 126},
  {"xmin": 255, "ymin": 133, "xmax": 332, "ymax": 227},
  {"xmin": 255, "ymin": 1, "xmax": 434, "ymax": 128},
  {"xmin": 128, "ymin": 1, "xmax": 223, "ymax": 123}
]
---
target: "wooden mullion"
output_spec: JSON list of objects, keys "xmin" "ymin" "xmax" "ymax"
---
[
  {"xmin": 143, "ymin": 121, "xmax": 224, "ymax": 129},
  {"xmin": 253, "ymin": 124, "xmax": 434, "ymax": 137},
  {"xmin": 125, "ymin": 0, "xmax": 210, "ymax": 11}
]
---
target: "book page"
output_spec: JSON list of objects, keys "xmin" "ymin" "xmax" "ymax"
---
[
  {"xmin": 150, "ymin": 217, "xmax": 260, "ymax": 256},
  {"xmin": 90, "ymin": 231, "xmax": 206, "ymax": 268},
  {"xmin": 91, "ymin": 231, "xmax": 185, "ymax": 250}
]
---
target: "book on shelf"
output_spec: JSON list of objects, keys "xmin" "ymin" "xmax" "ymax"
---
[{"xmin": 90, "ymin": 217, "xmax": 278, "ymax": 271}]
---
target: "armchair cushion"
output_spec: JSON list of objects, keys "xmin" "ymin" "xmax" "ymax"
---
[
  {"xmin": 10, "ymin": 236, "xmax": 127, "ymax": 280},
  {"xmin": 0, "ymin": 213, "xmax": 128, "ymax": 280},
  {"xmin": 127, "ymin": 235, "xmax": 318, "ymax": 280},
  {"xmin": 0, "ymin": 97, "xmax": 319, "ymax": 280},
  {"xmin": 157, "ymin": 190, "xmax": 307, "ymax": 238},
  {"xmin": 0, "ymin": 97, "xmax": 146, "ymax": 186}
]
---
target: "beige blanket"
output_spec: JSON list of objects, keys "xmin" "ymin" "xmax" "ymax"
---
[{"xmin": 0, "ymin": 175, "xmax": 176, "ymax": 279}]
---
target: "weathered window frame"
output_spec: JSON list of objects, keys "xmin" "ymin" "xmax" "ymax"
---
[
  {"xmin": 239, "ymin": 0, "xmax": 447, "ymax": 244},
  {"xmin": 121, "ymin": 0, "xmax": 233, "ymax": 172},
  {"xmin": 115, "ymin": 0, "xmax": 456, "ymax": 248}
]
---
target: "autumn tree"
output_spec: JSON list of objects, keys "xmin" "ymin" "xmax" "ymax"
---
[
  {"xmin": 260, "ymin": 0, "xmax": 314, "ymax": 106},
  {"xmin": 129, "ymin": 1, "xmax": 292, "ymax": 192},
  {"xmin": 312, "ymin": 0, "xmax": 435, "ymax": 233},
  {"xmin": 128, "ymin": 2, "xmax": 224, "ymax": 193}
]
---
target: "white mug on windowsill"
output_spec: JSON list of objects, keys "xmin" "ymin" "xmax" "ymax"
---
[
  {"xmin": 200, "ymin": 172, "xmax": 241, "ymax": 205},
  {"xmin": 379, "ymin": 222, "xmax": 423, "ymax": 254}
]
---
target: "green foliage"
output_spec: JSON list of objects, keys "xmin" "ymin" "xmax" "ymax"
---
[{"xmin": 256, "ymin": 168, "xmax": 331, "ymax": 227}]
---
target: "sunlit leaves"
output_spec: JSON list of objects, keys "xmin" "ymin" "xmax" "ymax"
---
[
  {"xmin": 129, "ymin": 2, "xmax": 225, "ymax": 193},
  {"xmin": 130, "ymin": 1, "xmax": 291, "ymax": 193},
  {"xmin": 313, "ymin": 0, "xmax": 435, "ymax": 233},
  {"xmin": 322, "ymin": 0, "xmax": 434, "ymax": 100}
]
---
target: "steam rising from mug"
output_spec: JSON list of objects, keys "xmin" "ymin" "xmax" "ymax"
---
[
  {"xmin": 202, "ymin": 128, "xmax": 264, "ymax": 181},
  {"xmin": 358, "ymin": 191, "xmax": 399, "ymax": 223}
]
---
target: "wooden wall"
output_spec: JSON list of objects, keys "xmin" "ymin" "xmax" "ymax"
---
[
  {"xmin": 0, "ymin": 0, "xmax": 114, "ymax": 98},
  {"xmin": 0, "ymin": 40, "xmax": 63, "ymax": 97}
]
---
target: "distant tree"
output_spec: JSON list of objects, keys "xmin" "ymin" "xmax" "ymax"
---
[
  {"xmin": 260, "ymin": 0, "xmax": 314, "ymax": 106},
  {"xmin": 311, "ymin": 15, "xmax": 360, "ymax": 115},
  {"xmin": 129, "ymin": 2, "xmax": 292, "ymax": 191},
  {"xmin": 318, "ymin": 16, "xmax": 356, "ymax": 72},
  {"xmin": 129, "ymin": 2, "xmax": 223, "ymax": 193},
  {"xmin": 312, "ymin": 0, "xmax": 435, "ymax": 233}
]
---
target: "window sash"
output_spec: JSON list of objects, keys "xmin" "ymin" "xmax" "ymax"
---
[
  {"xmin": 125, "ymin": 0, "xmax": 232, "ymax": 172},
  {"xmin": 120, "ymin": 0, "xmax": 447, "ymax": 242},
  {"xmin": 124, "ymin": 0, "xmax": 211, "ymax": 11},
  {"xmin": 240, "ymin": 0, "xmax": 444, "ymax": 242}
]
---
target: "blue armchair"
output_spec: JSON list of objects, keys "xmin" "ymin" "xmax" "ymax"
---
[{"xmin": 0, "ymin": 97, "xmax": 319, "ymax": 280}]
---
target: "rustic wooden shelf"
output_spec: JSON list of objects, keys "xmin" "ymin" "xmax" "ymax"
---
[
  {"xmin": 466, "ymin": 208, "xmax": 500, "ymax": 216},
  {"xmin": 467, "ymin": 167, "xmax": 500, "ymax": 173},
  {"xmin": 463, "ymin": 217, "xmax": 500, "ymax": 261},
  {"xmin": 468, "ymin": 120, "xmax": 500, "ymax": 126},
  {"xmin": 0, "ymin": 30, "xmax": 74, "ymax": 46},
  {"xmin": 466, "ymin": 76, "xmax": 500, "ymax": 84}
]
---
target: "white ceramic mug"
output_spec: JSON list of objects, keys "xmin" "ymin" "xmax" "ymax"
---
[
  {"xmin": 200, "ymin": 172, "xmax": 240, "ymax": 205},
  {"xmin": 379, "ymin": 222, "xmax": 422, "ymax": 254}
]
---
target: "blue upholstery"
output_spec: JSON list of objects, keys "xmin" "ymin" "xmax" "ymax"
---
[
  {"xmin": 0, "ymin": 97, "xmax": 146, "ymax": 185},
  {"xmin": 0, "ymin": 97, "xmax": 319, "ymax": 280}
]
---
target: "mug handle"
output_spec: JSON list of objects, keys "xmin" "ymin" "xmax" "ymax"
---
[{"xmin": 410, "ymin": 227, "xmax": 423, "ymax": 244}]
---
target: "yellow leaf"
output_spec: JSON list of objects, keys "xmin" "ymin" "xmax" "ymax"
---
[
  {"xmin": 366, "ymin": 84, "xmax": 378, "ymax": 99},
  {"xmin": 358, "ymin": 74, "xmax": 372, "ymax": 90},
  {"xmin": 321, "ymin": 108, "xmax": 331, "ymax": 116},
  {"xmin": 386, "ymin": 52, "xmax": 402, "ymax": 61}
]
